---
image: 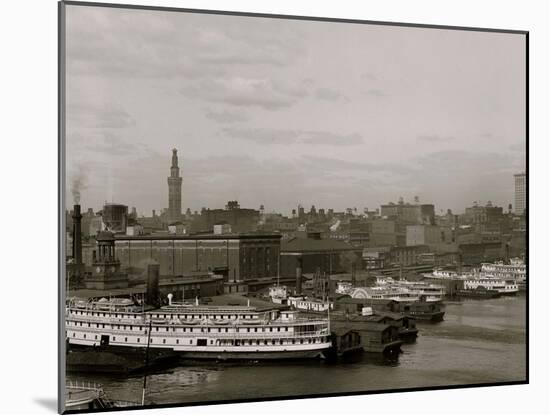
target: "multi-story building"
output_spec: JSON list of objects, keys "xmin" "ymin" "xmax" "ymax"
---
[
  {"xmin": 406, "ymin": 224, "xmax": 453, "ymax": 248},
  {"xmin": 380, "ymin": 199, "xmax": 435, "ymax": 225},
  {"xmin": 514, "ymin": 172, "xmax": 526, "ymax": 215},
  {"xmin": 95, "ymin": 233, "xmax": 282, "ymax": 283},
  {"xmin": 192, "ymin": 201, "xmax": 260, "ymax": 234}
]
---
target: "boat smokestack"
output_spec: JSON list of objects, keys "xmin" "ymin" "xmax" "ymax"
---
[
  {"xmin": 72, "ymin": 204, "xmax": 83, "ymax": 276},
  {"xmin": 146, "ymin": 263, "xmax": 160, "ymax": 308}
]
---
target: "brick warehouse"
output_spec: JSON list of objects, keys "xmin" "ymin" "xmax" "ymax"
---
[{"xmin": 88, "ymin": 233, "xmax": 283, "ymax": 282}]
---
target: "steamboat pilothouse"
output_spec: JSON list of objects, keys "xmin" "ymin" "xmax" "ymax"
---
[{"xmin": 66, "ymin": 295, "xmax": 332, "ymax": 360}]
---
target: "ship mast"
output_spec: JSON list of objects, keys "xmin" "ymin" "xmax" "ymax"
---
[{"xmin": 142, "ymin": 318, "xmax": 153, "ymax": 406}]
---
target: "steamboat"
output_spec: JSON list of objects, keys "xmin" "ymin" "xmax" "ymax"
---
[
  {"xmin": 66, "ymin": 296, "xmax": 332, "ymax": 360},
  {"xmin": 424, "ymin": 269, "xmax": 519, "ymax": 296}
]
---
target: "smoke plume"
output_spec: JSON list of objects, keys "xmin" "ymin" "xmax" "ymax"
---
[{"xmin": 71, "ymin": 166, "xmax": 88, "ymax": 205}]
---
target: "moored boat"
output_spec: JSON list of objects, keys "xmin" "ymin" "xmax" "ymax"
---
[{"xmin": 65, "ymin": 297, "xmax": 331, "ymax": 360}]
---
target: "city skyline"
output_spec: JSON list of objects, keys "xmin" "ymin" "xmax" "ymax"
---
[{"xmin": 65, "ymin": 6, "xmax": 526, "ymax": 215}]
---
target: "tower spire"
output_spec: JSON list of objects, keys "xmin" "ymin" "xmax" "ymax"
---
[
  {"xmin": 167, "ymin": 148, "xmax": 183, "ymax": 224},
  {"xmin": 171, "ymin": 148, "xmax": 178, "ymax": 169}
]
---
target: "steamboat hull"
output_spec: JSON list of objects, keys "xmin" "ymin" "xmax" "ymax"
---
[
  {"xmin": 411, "ymin": 311, "xmax": 445, "ymax": 322},
  {"xmin": 179, "ymin": 349, "xmax": 326, "ymax": 360},
  {"xmin": 67, "ymin": 340, "xmax": 330, "ymax": 361},
  {"xmin": 456, "ymin": 289, "xmax": 501, "ymax": 299},
  {"xmin": 67, "ymin": 343, "xmax": 331, "ymax": 362},
  {"xmin": 499, "ymin": 290, "xmax": 518, "ymax": 296},
  {"xmin": 398, "ymin": 328, "xmax": 419, "ymax": 342}
]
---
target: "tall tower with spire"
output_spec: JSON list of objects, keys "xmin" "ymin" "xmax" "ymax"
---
[{"xmin": 167, "ymin": 148, "xmax": 183, "ymax": 224}]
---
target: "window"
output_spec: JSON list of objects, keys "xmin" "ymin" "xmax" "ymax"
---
[
  {"xmin": 163, "ymin": 339, "xmax": 166, "ymax": 344},
  {"xmin": 83, "ymin": 334, "xmax": 86, "ymax": 339},
  {"xmin": 125, "ymin": 338, "xmax": 128, "ymax": 342},
  {"xmin": 176, "ymin": 339, "xmax": 179, "ymax": 344},
  {"xmin": 137, "ymin": 338, "xmax": 140, "ymax": 343}
]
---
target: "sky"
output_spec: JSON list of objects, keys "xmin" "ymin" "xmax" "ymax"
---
[{"xmin": 64, "ymin": 4, "xmax": 526, "ymax": 216}]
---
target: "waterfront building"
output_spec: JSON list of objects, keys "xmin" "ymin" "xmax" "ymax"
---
[
  {"xmin": 102, "ymin": 233, "xmax": 282, "ymax": 283},
  {"xmin": 279, "ymin": 234, "xmax": 361, "ymax": 283}
]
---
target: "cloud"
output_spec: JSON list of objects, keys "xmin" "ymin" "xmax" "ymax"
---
[
  {"xmin": 508, "ymin": 142, "xmax": 526, "ymax": 152},
  {"xmin": 222, "ymin": 128, "xmax": 298, "ymax": 144},
  {"xmin": 361, "ymin": 72, "xmax": 378, "ymax": 81},
  {"xmin": 182, "ymin": 77, "xmax": 309, "ymax": 110},
  {"xmin": 67, "ymin": 101, "xmax": 135, "ymax": 129},
  {"xmin": 221, "ymin": 128, "xmax": 363, "ymax": 146},
  {"xmin": 204, "ymin": 109, "xmax": 249, "ymax": 124},
  {"xmin": 66, "ymin": 7, "xmax": 306, "ymax": 80},
  {"xmin": 301, "ymin": 155, "xmax": 414, "ymax": 175},
  {"xmin": 364, "ymin": 88, "xmax": 385, "ymax": 97},
  {"xmin": 417, "ymin": 134, "xmax": 455, "ymax": 143},
  {"xmin": 314, "ymin": 88, "xmax": 348, "ymax": 102}
]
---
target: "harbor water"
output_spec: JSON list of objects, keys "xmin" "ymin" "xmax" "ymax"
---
[{"xmin": 67, "ymin": 295, "xmax": 527, "ymax": 406}]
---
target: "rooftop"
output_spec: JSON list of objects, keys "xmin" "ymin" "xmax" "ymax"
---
[{"xmin": 281, "ymin": 237, "xmax": 356, "ymax": 254}]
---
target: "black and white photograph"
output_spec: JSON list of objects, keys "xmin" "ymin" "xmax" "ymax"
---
[{"xmin": 58, "ymin": 1, "xmax": 527, "ymax": 413}]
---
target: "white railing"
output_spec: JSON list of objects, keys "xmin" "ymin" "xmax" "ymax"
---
[{"xmin": 68, "ymin": 326, "xmax": 330, "ymax": 339}]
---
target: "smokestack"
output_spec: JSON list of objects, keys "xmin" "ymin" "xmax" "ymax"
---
[
  {"xmin": 146, "ymin": 263, "xmax": 160, "ymax": 308},
  {"xmin": 296, "ymin": 257, "xmax": 303, "ymax": 294},
  {"xmin": 72, "ymin": 204, "xmax": 82, "ymax": 270}
]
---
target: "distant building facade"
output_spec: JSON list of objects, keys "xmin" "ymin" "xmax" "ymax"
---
[
  {"xmin": 514, "ymin": 172, "xmax": 526, "ymax": 215},
  {"xmin": 102, "ymin": 233, "xmax": 281, "ymax": 283},
  {"xmin": 193, "ymin": 201, "xmax": 260, "ymax": 233},
  {"xmin": 380, "ymin": 200, "xmax": 435, "ymax": 225}
]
